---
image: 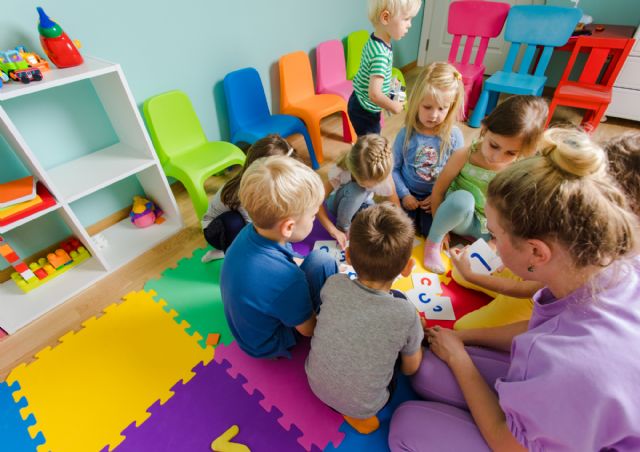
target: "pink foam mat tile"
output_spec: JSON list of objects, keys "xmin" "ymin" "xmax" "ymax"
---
[{"xmin": 215, "ymin": 338, "xmax": 345, "ymax": 451}]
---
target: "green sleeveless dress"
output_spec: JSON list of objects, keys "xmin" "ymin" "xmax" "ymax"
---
[{"xmin": 446, "ymin": 144, "xmax": 496, "ymax": 233}]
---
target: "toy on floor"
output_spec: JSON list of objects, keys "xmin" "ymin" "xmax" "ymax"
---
[
  {"xmin": 36, "ymin": 6, "xmax": 83, "ymax": 68},
  {"xmin": 130, "ymin": 195, "xmax": 165, "ymax": 228},
  {"xmin": 4, "ymin": 237, "xmax": 91, "ymax": 293},
  {"xmin": 211, "ymin": 425, "xmax": 250, "ymax": 452}
]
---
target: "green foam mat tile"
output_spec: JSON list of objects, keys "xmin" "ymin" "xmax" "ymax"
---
[{"xmin": 144, "ymin": 247, "xmax": 233, "ymax": 347}]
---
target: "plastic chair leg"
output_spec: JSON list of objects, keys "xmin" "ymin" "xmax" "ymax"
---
[
  {"xmin": 546, "ymin": 98, "xmax": 559, "ymax": 128},
  {"xmin": 582, "ymin": 104, "xmax": 608, "ymax": 134},
  {"xmin": 300, "ymin": 127, "xmax": 320, "ymax": 169},
  {"xmin": 307, "ymin": 121, "xmax": 325, "ymax": 165},
  {"xmin": 468, "ymin": 89, "xmax": 490, "ymax": 128},
  {"xmin": 486, "ymin": 91, "xmax": 499, "ymax": 116},
  {"xmin": 341, "ymin": 111, "xmax": 355, "ymax": 144},
  {"xmin": 183, "ymin": 178, "xmax": 210, "ymax": 219}
]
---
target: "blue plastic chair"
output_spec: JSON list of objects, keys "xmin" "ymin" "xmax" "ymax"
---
[
  {"xmin": 223, "ymin": 67, "xmax": 319, "ymax": 169},
  {"xmin": 468, "ymin": 5, "xmax": 582, "ymax": 127}
]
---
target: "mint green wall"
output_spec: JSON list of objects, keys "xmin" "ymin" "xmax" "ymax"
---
[{"xmin": 0, "ymin": 1, "xmax": 424, "ymax": 267}]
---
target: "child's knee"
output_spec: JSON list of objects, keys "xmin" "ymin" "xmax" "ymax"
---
[
  {"xmin": 445, "ymin": 190, "xmax": 475, "ymax": 213},
  {"xmin": 303, "ymin": 250, "xmax": 339, "ymax": 274}
]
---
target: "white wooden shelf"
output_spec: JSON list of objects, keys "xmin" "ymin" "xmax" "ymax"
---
[
  {"xmin": 0, "ymin": 55, "xmax": 182, "ymax": 335},
  {"xmin": 97, "ymin": 216, "xmax": 182, "ymax": 271},
  {"xmin": 47, "ymin": 143, "xmax": 155, "ymax": 203},
  {"xmin": 0, "ymin": 57, "xmax": 117, "ymax": 101},
  {"xmin": 0, "ymin": 258, "xmax": 106, "ymax": 334}
]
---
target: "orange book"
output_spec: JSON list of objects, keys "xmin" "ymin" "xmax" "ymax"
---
[{"xmin": 0, "ymin": 176, "xmax": 36, "ymax": 208}]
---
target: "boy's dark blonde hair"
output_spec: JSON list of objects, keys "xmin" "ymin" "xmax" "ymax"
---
[
  {"xmin": 404, "ymin": 62, "xmax": 465, "ymax": 157},
  {"xmin": 488, "ymin": 128, "xmax": 637, "ymax": 268},
  {"xmin": 604, "ymin": 132, "xmax": 640, "ymax": 217},
  {"xmin": 480, "ymin": 95, "xmax": 548, "ymax": 157},
  {"xmin": 348, "ymin": 203, "xmax": 414, "ymax": 282},
  {"xmin": 239, "ymin": 156, "xmax": 324, "ymax": 229},
  {"xmin": 336, "ymin": 134, "xmax": 393, "ymax": 185}
]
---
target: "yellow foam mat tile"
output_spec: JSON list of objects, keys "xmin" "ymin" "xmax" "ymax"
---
[
  {"xmin": 392, "ymin": 237, "xmax": 452, "ymax": 292},
  {"xmin": 7, "ymin": 290, "xmax": 214, "ymax": 452}
]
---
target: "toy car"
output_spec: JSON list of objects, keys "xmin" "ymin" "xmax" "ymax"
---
[{"xmin": 9, "ymin": 67, "xmax": 43, "ymax": 84}]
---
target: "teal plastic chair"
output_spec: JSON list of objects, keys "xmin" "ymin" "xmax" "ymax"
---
[
  {"xmin": 143, "ymin": 90, "xmax": 246, "ymax": 219},
  {"xmin": 468, "ymin": 5, "xmax": 582, "ymax": 127},
  {"xmin": 346, "ymin": 30, "xmax": 406, "ymax": 87}
]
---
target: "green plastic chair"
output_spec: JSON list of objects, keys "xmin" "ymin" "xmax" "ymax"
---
[
  {"xmin": 143, "ymin": 90, "xmax": 246, "ymax": 219},
  {"xmin": 346, "ymin": 29, "xmax": 406, "ymax": 87}
]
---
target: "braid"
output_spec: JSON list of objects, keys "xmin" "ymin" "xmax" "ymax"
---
[{"xmin": 348, "ymin": 134, "xmax": 393, "ymax": 184}]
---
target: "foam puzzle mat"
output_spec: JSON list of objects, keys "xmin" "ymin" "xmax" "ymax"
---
[{"xmin": 2, "ymin": 226, "xmax": 491, "ymax": 451}]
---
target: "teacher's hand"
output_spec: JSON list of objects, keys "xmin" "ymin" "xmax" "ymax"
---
[{"xmin": 425, "ymin": 326, "xmax": 467, "ymax": 366}]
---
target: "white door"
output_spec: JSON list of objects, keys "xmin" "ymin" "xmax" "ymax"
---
[{"xmin": 417, "ymin": 0, "xmax": 543, "ymax": 74}]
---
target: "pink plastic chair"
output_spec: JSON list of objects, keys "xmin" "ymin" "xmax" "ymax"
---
[
  {"xmin": 316, "ymin": 39, "xmax": 353, "ymax": 102},
  {"xmin": 447, "ymin": 0, "xmax": 510, "ymax": 118}
]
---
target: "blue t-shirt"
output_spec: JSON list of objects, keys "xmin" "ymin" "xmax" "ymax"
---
[
  {"xmin": 392, "ymin": 127, "xmax": 464, "ymax": 199},
  {"xmin": 220, "ymin": 225, "xmax": 314, "ymax": 358}
]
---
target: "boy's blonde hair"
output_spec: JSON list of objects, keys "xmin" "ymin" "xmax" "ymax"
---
[
  {"xmin": 239, "ymin": 156, "xmax": 324, "ymax": 229},
  {"xmin": 604, "ymin": 132, "xmax": 640, "ymax": 217},
  {"xmin": 368, "ymin": 0, "xmax": 422, "ymax": 25},
  {"xmin": 488, "ymin": 128, "xmax": 638, "ymax": 269},
  {"xmin": 336, "ymin": 134, "xmax": 393, "ymax": 185},
  {"xmin": 349, "ymin": 203, "xmax": 415, "ymax": 281},
  {"xmin": 403, "ymin": 62, "xmax": 465, "ymax": 157},
  {"xmin": 480, "ymin": 95, "xmax": 548, "ymax": 157}
]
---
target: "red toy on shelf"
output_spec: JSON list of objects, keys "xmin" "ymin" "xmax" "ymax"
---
[{"xmin": 36, "ymin": 6, "xmax": 83, "ymax": 68}]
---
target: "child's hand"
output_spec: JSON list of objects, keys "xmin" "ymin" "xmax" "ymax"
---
[
  {"xmin": 388, "ymin": 100, "xmax": 404, "ymax": 115},
  {"xmin": 331, "ymin": 229, "xmax": 348, "ymax": 250},
  {"xmin": 402, "ymin": 194, "xmax": 419, "ymax": 211},
  {"xmin": 418, "ymin": 195, "xmax": 432, "ymax": 211},
  {"xmin": 450, "ymin": 246, "xmax": 475, "ymax": 281}
]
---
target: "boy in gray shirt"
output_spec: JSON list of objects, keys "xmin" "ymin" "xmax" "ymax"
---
[{"xmin": 305, "ymin": 203, "xmax": 424, "ymax": 434}]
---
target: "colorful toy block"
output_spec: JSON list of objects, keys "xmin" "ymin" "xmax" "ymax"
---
[{"xmin": 9, "ymin": 238, "xmax": 92, "ymax": 293}]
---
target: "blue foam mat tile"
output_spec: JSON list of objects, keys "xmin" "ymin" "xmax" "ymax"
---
[{"xmin": 0, "ymin": 381, "xmax": 46, "ymax": 451}]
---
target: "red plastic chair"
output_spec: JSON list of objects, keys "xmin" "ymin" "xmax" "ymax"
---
[
  {"xmin": 316, "ymin": 39, "xmax": 353, "ymax": 102},
  {"xmin": 279, "ymin": 51, "xmax": 355, "ymax": 164},
  {"xmin": 447, "ymin": 0, "xmax": 510, "ymax": 118},
  {"xmin": 547, "ymin": 36, "xmax": 635, "ymax": 132}
]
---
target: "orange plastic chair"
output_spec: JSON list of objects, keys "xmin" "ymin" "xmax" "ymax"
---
[
  {"xmin": 547, "ymin": 36, "xmax": 635, "ymax": 133},
  {"xmin": 279, "ymin": 51, "xmax": 355, "ymax": 164}
]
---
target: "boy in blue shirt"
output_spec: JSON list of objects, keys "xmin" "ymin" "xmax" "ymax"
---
[{"xmin": 220, "ymin": 156, "xmax": 338, "ymax": 358}]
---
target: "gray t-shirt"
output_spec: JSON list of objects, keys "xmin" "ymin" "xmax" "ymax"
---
[{"xmin": 305, "ymin": 274, "xmax": 424, "ymax": 418}]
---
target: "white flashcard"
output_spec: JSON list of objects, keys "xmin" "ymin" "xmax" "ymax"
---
[
  {"xmin": 467, "ymin": 238, "xmax": 503, "ymax": 275},
  {"xmin": 406, "ymin": 289, "xmax": 455, "ymax": 320},
  {"xmin": 340, "ymin": 264, "xmax": 358, "ymax": 280},
  {"xmin": 313, "ymin": 240, "xmax": 346, "ymax": 263},
  {"xmin": 411, "ymin": 272, "xmax": 442, "ymax": 294}
]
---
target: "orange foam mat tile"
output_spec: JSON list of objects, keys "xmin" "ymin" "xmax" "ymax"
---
[{"xmin": 6, "ymin": 289, "xmax": 214, "ymax": 452}]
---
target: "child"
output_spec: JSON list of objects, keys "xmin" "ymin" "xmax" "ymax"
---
[
  {"xmin": 390, "ymin": 128, "xmax": 640, "ymax": 451},
  {"xmin": 423, "ymin": 95, "xmax": 548, "ymax": 273},
  {"xmin": 201, "ymin": 135, "xmax": 294, "ymax": 262},
  {"xmin": 220, "ymin": 156, "xmax": 338, "ymax": 359},
  {"xmin": 306, "ymin": 203, "xmax": 423, "ymax": 434},
  {"xmin": 604, "ymin": 131, "xmax": 640, "ymax": 217},
  {"xmin": 348, "ymin": 0, "xmax": 422, "ymax": 136},
  {"xmin": 392, "ymin": 62, "xmax": 465, "ymax": 237},
  {"xmin": 317, "ymin": 134, "xmax": 400, "ymax": 248}
]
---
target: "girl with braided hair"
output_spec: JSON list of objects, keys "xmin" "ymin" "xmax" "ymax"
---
[{"xmin": 317, "ymin": 134, "xmax": 401, "ymax": 249}]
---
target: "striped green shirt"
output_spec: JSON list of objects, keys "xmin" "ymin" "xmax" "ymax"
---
[{"xmin": 352, "ymin": 34, "xmax": 392, "ymax": 113}]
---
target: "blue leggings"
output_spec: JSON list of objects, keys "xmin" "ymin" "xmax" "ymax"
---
[
  {"xmin": 326, "ymin": 181, "xmax": 372, "ymax": 232},
  {"xmin": 427, "ymin": 190, "xmax": 487, "ymax": 243},
  {"xmin": 299, "ymin": 250, "xmax": 339, "ymax": 312}
]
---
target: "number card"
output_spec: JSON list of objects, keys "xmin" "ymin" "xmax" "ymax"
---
[
  {"xmin": 467, "ymin": 238, "xmax": 503, "ymax": 275},
  {"xmin": 406, "ymin": 289, "xmax": 455, "ymax": 320},
  {"xmin": 411, "ymin": 272, "xmax": 442, "ymax": 294},
  {"xmin": 339, "ymin": 264, "xmax": 358, "ymax": 280},
  {"xmin": 313, "ymin": 240, "xmax": 346, "ymax": 263}
]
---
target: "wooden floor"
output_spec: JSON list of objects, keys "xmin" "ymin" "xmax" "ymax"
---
[{"xmin": 1, "ymin": 68, "xmax": 638, "ymax": 379}]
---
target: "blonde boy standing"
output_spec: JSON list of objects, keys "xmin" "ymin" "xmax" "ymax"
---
[
  {"xmin": 220, "ymin": 156, "xmax": 338, "ymax": 359},
  {"xmin": 349, "ymin": 0, "xmax": 422, "ymax": 136}
]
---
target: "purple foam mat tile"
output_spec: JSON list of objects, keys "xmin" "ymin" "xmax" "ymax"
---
[
  {"xmin": 115, "ymin": 360, "xmax": 304, "ymax": 452},
  {"xmin": 291, "ymin": 218, "xmax": 333, "ymax": 256},
  {"xmin": 215, "ymin": 338, "xmax": 345, "ymax": 451}
]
